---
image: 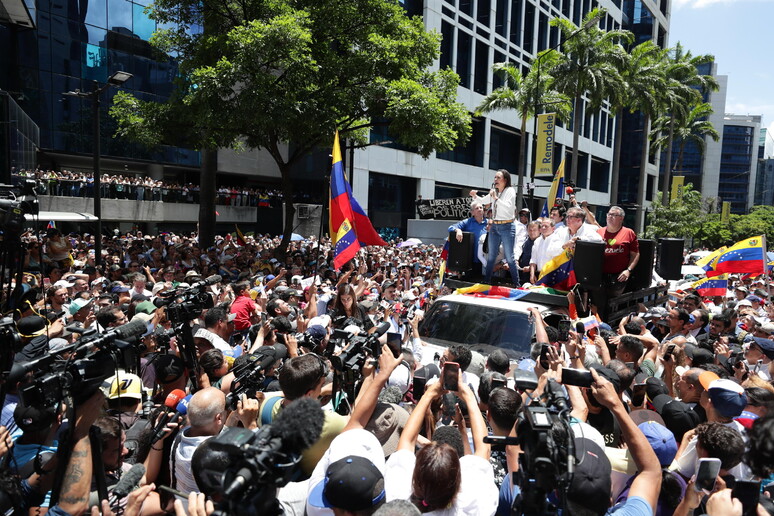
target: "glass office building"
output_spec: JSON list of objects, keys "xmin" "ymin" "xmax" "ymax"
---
[{"xmin": 0, "ymin": 0, "xmax": 199, "ymax": 173}]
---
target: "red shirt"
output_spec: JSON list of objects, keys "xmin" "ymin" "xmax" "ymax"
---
[
  {"xmin": 597, "ymin": 226, "xmax": 639, "ymax": 274},
  {"xmin": 230, "ymin": 295, "xmax": 257, "ymax": 330}
]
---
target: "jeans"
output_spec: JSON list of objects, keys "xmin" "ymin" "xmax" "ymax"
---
[{"xmin": 485, "ymin": 222, "xmax": 520, "ymax": 286}]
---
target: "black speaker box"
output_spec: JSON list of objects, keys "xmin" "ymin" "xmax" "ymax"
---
[
  {"xmin": 657, "ymin": 238, "xmax": 684, "ymax": 280},
  {"xmin": 574, "ymin": 240, "xmax": 606, "ymax": 289},
  {"xmin": 627, "ymin": 238, "xmax": 655, "ymax": 291},
  {"xmin": 447, "ymin": 231, "xmax": 473, "ymax": 271}
]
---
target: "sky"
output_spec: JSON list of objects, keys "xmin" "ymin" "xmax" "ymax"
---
[{"xmin": 669, "ymin": 0, "xmax": 774, "ymax": 137}]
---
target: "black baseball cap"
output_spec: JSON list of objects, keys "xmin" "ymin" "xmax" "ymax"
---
[{"xmin": 309, "ymin": 456, "xmax": 385, "ymax": 511}]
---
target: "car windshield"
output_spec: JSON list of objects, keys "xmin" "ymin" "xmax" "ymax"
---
[{"xmin": 419, "ymin": 300, "xmax": 535, "ymax": 360}]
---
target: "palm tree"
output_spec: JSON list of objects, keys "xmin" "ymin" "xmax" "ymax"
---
[
  {"xmin": 475, "ymin": 53, "xmax": 571, "ymax": 209},
  {"xmin": 549, "ymin": 8, "xmax": 633, "ymax": 186},
  {"xmin": 608, "ymin": 40, "xmax": 664, "ymax": 203},
  {"xmin": 653, "ymin": 43, "xmax": 719, "ymax": 205},
  {"xmin": 652, "ymin": 101, "xmax": 720, "ymax": 175}
]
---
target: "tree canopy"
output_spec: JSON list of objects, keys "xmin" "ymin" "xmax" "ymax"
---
[{"xmin": 111, "ymin": 0, "xmax": 471, "ymax": 251}]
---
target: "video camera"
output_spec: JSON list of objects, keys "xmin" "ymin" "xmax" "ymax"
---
[
  {"xmin": 0, "ymin": 180, "xmax": 39, "ymax": 241},
  {"xmin": 327, "ymin": 321, "xmax": 390, "ymax": 373},
  {"xmin": 484, "ymin": 377, "xmax": 575, "ymax": 516},
  {"xmin": 11, "ymin": 319, "xmax": 147, "ymax": 406},
  {"xmin": 153, "ymin": 274, "xmax": 221, "ymax": 324},
  {"xmin": 225, "ymin": 344, "xmax": 287, "ymax": 410},
  {"xmin": 206, "ymin": 398, "xmax": 325, "ymax": 516}
]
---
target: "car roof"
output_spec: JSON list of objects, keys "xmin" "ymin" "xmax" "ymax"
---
[{"xmin": 442, "ymin": 293, "xmax": 553, "ymax": 313}]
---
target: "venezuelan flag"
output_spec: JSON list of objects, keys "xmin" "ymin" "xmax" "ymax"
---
[
  {"xmin": 535, "ymin": 249, "xmax": 576, "ymax": 291},
  {"xmin": 329, "ymin": 132, "xmax": 386, "ymax": 270},
  {"xmin": 454, "ymin": 283, "xmax": 531, "ymax": 301},
  {"xmin": 696, "ymin": 246, "xmax": 726, "ymax": 275},
  {"xmin": 234, "ymin": 224, "xmax": 247, "ymax": 246},
  {"xmin": 540, "ymin": 160, "xmax": 565, "ymax": 218},
  {"xmin": 691, "ymin": 274, "xmax": 728, "ymax": 297},
  {"xmin": 706, "ymin": 236, "xmax": 766, "ymax": 277}
]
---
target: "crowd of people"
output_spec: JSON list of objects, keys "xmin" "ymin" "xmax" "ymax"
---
[
  {"xmin": 11, "ymin": 169, "xmax": 282, "ymax": 206},
  {"xmin": 0, "ymin": 169, "xmax": 773, "ymax": 516}
]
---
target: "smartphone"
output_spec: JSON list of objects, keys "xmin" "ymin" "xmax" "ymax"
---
[
  {"xmin": 561, "ymin": 368, "xmax": 593, "ymax": 388},
  {"xmin": 557, "ymin": 319, "xmax": 570, "ymax": 342},
  {"xmin": 732, "ymin": 480, "xmax": 761, "ymax": 516},
  {"xmin": 539, "ymin": 344, "xmax": 550, "ymax": 369},
  {"xmin": 261, "ymin": 311, "xmax": 268, "ymax": 323},
  {"xmin": 442, "ymin": 361, "xmax": 460, "ymax": 391},
  {"xmin": 43, "ymin": 277, "xmax": 51, "ymax": 288},
  {"xmin": 694, "ymin": 457, "xmax": 722, "ymax": 493},
  {"xmin": 412, "ymin": 375, "xmax": 427, "ymax": 399}
]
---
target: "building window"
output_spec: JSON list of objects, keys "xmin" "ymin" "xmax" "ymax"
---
[
  {"xmin": 474, "ymin": 40, "xmax": 489, "ymax": 95},
  {"xmin": 489, "ymin": 123, "xmax": 520, "ymax": 172},
  {"xmin": 457, "ymin": 30, "xmax": 472, "ymax": 88},
  {"xmin": 438, "ymin": 116, "xmax": 485, "ymax": 166},
  {"xmin": 440, "ymin": 21, "xmax": 454, "ymax": 70}
]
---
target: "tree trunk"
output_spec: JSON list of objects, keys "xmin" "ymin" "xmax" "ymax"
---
[
  {"xmin": 198, "ymin": 147, "xmax": 217, "ymax": 249},
  {"xmin": 635, "ymin": 113, "xmax": 651, "ymax": 233},
  {"xmin": 517, "ymin": 114, "xmax": 528, "ymax": 210},
  {"xmin": 610, "ymin": 107, "xmax": 624, "ymax": 203},
  {"xmin": 660, "ymin": 122, "xmax": 675, "ymax": 206},
  {"xmin": 676, "ymin": 140, "xmax": 686, "ymax": 173},
  {"xmin": 570, "ymin": 89, "xmax": 582, "ymax": 186},
  {"xmin": 276, "ymin": 163, "xmax": 295, "ymax": 260}
]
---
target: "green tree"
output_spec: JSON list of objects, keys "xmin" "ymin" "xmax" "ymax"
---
[
  {"xmin": 112, "ymin": 0, "xmax": 471, "ymax": 252},
  {"xmin": 474, "ymin": 53, "xmax": 571, "ymax": 209},
  {"xmin": 652, "ymin": 101, "xmax": 719, "ymax": 179},
  {"xmin": 608, "ymin": 40, "xmax": 664, "ymax": 203},
  {"xmin": 695, "ymin": 214, "xmax": 733, "ymax": 249},
  {"xmin": 548, "ymin": 8, "xmax": 632, "ymax": 186},
  {"xmin": 644, "ymin": 182, "xmax": 704, "ymax": 240},
  {"xmin": 649, "ymin": 43, "xmax": 718, "ymax": 206}
]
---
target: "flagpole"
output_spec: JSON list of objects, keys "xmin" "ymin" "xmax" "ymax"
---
[{"xmin": 314, "ymin": 147, "xmax": 334, "ymax": 282}]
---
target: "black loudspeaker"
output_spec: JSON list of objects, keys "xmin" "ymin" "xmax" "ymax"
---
[
  {"xmin": 627, "ymin": 239, "xmax": 655, "ymax": 291},
  {"xmin": 574, "ymin": 240, "xmax": 605, "ymax": 289},
  {"xmin": 447, "ymin": 231, "xmax": 473, "ymax": 271},
  {"xmin": 657, "ymin": 238, "xmax": 684, "ymax": 280}
]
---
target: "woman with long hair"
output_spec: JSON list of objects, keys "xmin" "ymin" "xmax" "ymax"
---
[
  {"xmin": 329, "ymin": 283, "xmax": 373, "ymax": 331},
  {"xmin": 470, "ymin": 169, "xmax": 520, "ymax": 286},
  {"xmin": 384, "ymin": 379, "xmax": 498, "ymax": 514}
]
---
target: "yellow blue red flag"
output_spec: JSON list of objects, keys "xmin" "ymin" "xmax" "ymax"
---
[
  {"xmin": 329, "ymin": 132, "xmax": 387, "ymax": 269},
  {"xmin": 691, "ymin": 274, "xmax": 728, "ymax": 297},
  {"xmin": 540, "ymin": 160, "xmax": 565, "ymax": 218},
  {"xmin": 536, "ymin": 249, "xmax": 576, "ymax": 291},
  {"xmin": 705, "ymin": 236, "xmax": 766, "ymax": 277}
]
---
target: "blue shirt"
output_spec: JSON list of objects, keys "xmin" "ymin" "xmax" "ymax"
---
[
  {"xmin": 448, "ymin": 217, "xmax": 488, "ymax": 263},
  {"xmin": 607, "ymin": 496, "xmax": 653, "ymax": 515}
]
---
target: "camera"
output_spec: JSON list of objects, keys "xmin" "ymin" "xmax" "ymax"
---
[{"xmin": 206, "ymin": 398, "xmax": 324, "ymax": 516}]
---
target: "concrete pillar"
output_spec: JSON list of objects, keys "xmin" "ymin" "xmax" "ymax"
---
[{"xmin": 147, "ymin": 163, "xmax": 164, "ymax": 180}]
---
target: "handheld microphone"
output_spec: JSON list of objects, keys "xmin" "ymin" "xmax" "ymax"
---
[
  {"xmin": 575, "ymin": 321, "xmax": 586, "ymax": 337},
  {"xmin": 149, "ymin": 389, "xmax": 186, "ymax": 444},
  {"xmin": 111, "ymin": 463, "xmax": 146, "ymax": 499}
]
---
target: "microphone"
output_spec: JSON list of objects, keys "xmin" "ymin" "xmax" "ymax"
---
[
  {"xmin": 189, "ymin": 274, "xmax": 222, "ymax": 290},
  {"xmin": 546, "ymin": 378, "xmax": 568, "ymax": 412},
  {"xmin": 372, "ymin": 321, "xmax": 391, "ymax": 338},
  {"xmin": 113, "ymin": 318, "xmax": 150, "ymax": 341},
  {"xmin": 223, "ymin": 398, "xmax": 325, "ymax": 498},
  {"xmin": 149, "ymin": 390, "xmax": 187, "ymax": 445},
  {"xmin": 111, "ymin": 463, "xmax": 145, "ymax": 499},
  {"xmin": 575, "ymin": 321, "xmax": 586, "ymax": 337}
]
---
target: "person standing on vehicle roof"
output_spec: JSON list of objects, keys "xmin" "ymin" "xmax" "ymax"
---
[
  {"xmin": 448, "ymin": 201, "xmax": 488, "ymax": 281},
  {"xmin": 470, "ymin": 169, "xmax": 521, "ymax": 287},
  {"xmin": 592, "ymin": 205, "xmax": 640, "ymax": 319}
]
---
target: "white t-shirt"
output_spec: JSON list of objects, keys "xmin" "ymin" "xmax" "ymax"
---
[
  {"xmin": 545, "ymin": 223, "xmax": 604, "ymax": 260},
  {"xmin": 474, "ymin": 187, "xmax": 516, "ymax": 222},
  {"xmin": 385, "ymin": 449, "xmax": 498, "ymax": 515}
]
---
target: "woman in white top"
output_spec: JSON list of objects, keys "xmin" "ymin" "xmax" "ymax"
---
[{"xmin": 469, "ymin": 169, "xmax": 520, "ymax": 286}]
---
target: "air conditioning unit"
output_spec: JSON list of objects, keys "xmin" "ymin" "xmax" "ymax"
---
[{"xmin": 298, "ymin": 205, "xmax": 310, "ymax": 219}]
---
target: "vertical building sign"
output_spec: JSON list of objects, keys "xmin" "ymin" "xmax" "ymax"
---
[
  {"xmin": 534, "ymin": 113, "xmax": 555, "ymax": 178},
  {"xmin": 721, "ymin": 201, "xmax": 731, "ymax": 223},
  {"xmin": 670, "ymin": 176, "xmax": 685, "ymax": 203}
]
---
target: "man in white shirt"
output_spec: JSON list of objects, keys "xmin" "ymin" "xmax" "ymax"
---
[
  {"xmin": 544, "ymin": 206, "xmax": 604, "ymax": 260},
  {"xmin": 529, "ymin": 217, "xmax": 556, "ymax": 283}
]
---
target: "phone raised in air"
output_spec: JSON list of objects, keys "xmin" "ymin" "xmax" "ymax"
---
[
  {"xmin": 561, "ymin": 368, "xmax": 593, "ymax": 388},
  {"xmin": 732, "ymin": 480, "xmax": 761, "ymax": 516},
  {"xmin": 442, "ymin": 361, "xmax": 460, "ymax": 391},
  {"xmin": 694, "ymin": 457, "xmax": 722, "ymax": 493},
  {"xmin": 557, "ymin": 319, "xmax": 571, "ymax": 342}
]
